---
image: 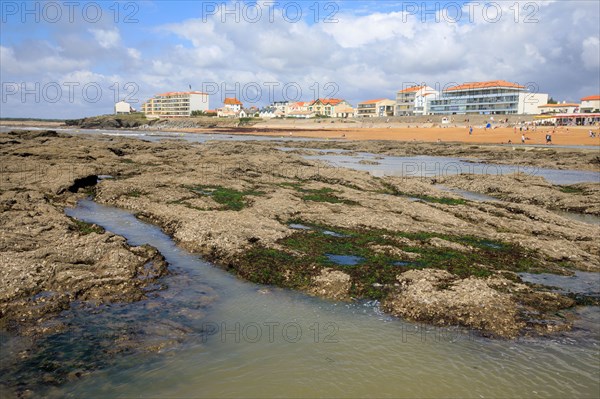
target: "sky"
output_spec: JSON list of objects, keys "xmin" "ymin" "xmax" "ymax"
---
[{"xmin": 1, "ymin": 0, "xmax": 599, "ymax": 118}]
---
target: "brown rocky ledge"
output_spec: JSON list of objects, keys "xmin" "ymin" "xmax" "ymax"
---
[{"xmin": 1, "ymin": 130, "xmax": 598, "ymax": 339}]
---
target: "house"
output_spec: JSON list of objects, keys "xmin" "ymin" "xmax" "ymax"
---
[
  {"xmin": 238, "ymin": 107, "xmax": 259, "ymax": 118},
  {"xmin": 141, "ymin": 91, "xmax": 209, "ymax": 118},
  {"xmin": 217, "ymin": 108, "xmax": 239, "ymax": 118},
  {"xmin": 114, "ymin": 100, "xmax": 133, "ymax": 115},
  {"xmin": 538, "ymin": 102, "xmax": 580, "ymax": 114},
  {"xmin": 357, "ymin": 99, "xmax": 395, "ymax": 117},
  {"xmin": 217, "ymin": 97, "xmax": 244, "ymax": 117},
  {"xmin": 259, "ymin": 107, "xmax": 275, "ymax": 118},
  {"xmin": 223, "ymin": 97, "xmax": 243, "ymax": 112},
  {"xmin": 395, "ymin": 85, "xmax": 439, "ymax": 116},
  {"xmin": 285, "ymin": 101, "xmax": 309, "ymax": 114},
  {"xmin": 271, "ymin": 101, "xmax": 289, "ymax": 115},
  {"xmin": 428, "ymin": 80, "xmax": 548, "ymax": 115},
  {"xmin": 308, "ymin": 98, "xmax": 354, "ymax": 118},
  {"xmin": 259, "ymin": 106, "xmax": 284, "ymax": 119},
  {"xmin": 580, "ymin": 95, "xmax": 600, "ymax": 113}
]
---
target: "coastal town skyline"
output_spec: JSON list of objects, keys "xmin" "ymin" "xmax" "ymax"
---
[{"xmin": 1, "ymin": 1, "xmax": 599, "ymax": 118}]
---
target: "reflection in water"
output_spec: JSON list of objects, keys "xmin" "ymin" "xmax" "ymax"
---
[{"xmin": 3, "ymin": 200, "xmax": 590, "ymax": 398}]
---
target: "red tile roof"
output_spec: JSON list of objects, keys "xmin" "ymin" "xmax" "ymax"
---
[
  {"xmin": 358, "ymin": 98, "xmax": 387, "ymax": 104},
  {"xmin": 397, "ymin": 86, "xmax": 426, "ymax": 93},
  {"xmin": 311, "ymin": 98, "xmax": 344, "ymax": 106},
  {"xmin": 224, "ymin": 97, "xmax": 242, "ymax": 105},
  {"xmin": 538, "ymin": 103, "xmax": 579, "ymax": 108},
  {"xmin": 581, "ymin": 95, "xmax": 600, "ymax": 101},
  {"xmin": 445, "ymin": 80, "xmax": 525, "ymax": 91}
]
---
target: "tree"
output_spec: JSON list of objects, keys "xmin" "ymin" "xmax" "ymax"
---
[{"xmin": 547, "ymin": 97, "xmax": 558, "ymax": 104}]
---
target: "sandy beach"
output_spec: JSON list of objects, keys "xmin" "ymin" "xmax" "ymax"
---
[{"xmin": 180, "ymin": 125, "xmax": 600, "ymax": 146}]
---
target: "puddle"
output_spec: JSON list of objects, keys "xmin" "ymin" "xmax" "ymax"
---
[
  {"xmin": 480, "ymin": 241, "xmax": 504, "ymax": 250},
  {"xmin": 392, "ymin": 261, "xmax": 422, "ymax": 267},
  {"xmin": 519, "ymin": 271, "xmax": 600, "ymax": 297},
  {"xmin": 322, "ymin": 230, "xmax": 348, "ymax": 237},
  {"xmin": 325, "ymin": 254, "xmax": 365, "ymax": 266},
  {"xmin": 289, "ymin": 223, "xmax": 312, "ymax": 230}
]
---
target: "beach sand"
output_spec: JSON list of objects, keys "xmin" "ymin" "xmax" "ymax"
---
[{"xmin": 181, "ymin": 125, "xmax": 600, "ymax": 146}]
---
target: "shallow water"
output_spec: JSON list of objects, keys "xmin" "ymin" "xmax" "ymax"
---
[
  {"xmin": 519, "ymin": 271, "xmax": 600, "ymax": 297},
  {"xmin": 552, "ymin": 210, "xmax": 600, "ymax": 226},
  {"xmin": 305, "ymin": 153, "xmax": 600, "ymax": 185},
  {"xmin": 0, "ymin": 126, "xmax": 334, "ymax": 144},
  {"xmin": 325, "ymin": 254, "xmax": 365, "ymax": 266},
  {"xmin": 2, "ymin": 199, "xmax": 596, "ymax": 398}
]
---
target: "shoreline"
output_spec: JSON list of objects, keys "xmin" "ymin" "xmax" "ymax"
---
[{"xmin": 2, "ymin": 119, "xmax": 599, "ymax": 147}]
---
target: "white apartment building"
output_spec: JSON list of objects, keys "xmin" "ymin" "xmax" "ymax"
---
[
  {"xmin": 395, "ymin": 85, "xmax": 439, "ymax": 116},
  {"xmin": 141, "ymin": 91, "xmax": 209, "ymax": 118},
  {"xmin": 538, "ymin": 102, "xmax": 580, "ymax": 114},
  {"xmin": 356, "ymin": 99, "xmax": 395, "ymax": 117},
  {"xmin": 580, "ymin": 95, "xmax": 600, "ymax": 113},
  {"xmin": 429, "ymin": 80, "xmax": 548, "ymax": 115}
]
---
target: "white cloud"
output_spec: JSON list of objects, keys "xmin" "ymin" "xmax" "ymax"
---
[
  {"xmin": 89, "ymin": 28, "xmax": 121, "ymax": 49},
  {"xmin": 581, "ymin": 37, "xmax": 600, "ymax": 70}
]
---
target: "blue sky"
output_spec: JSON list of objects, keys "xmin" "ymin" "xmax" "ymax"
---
[{"xmin": 1, "ymin": 1, "xmax": 599, "ymax": 118}]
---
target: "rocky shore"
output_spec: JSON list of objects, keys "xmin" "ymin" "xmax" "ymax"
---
[
  {"xmin": 1, "ymin": 130, "xmax": 598, "ymax": 341},
  {"xmin": 0, "ymin": 131, "xmax": 168, "ymax": 336}
]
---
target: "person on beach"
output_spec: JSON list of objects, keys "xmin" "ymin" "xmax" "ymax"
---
[
  {"xmin": 546, "ymin": 133, "xmax": 552, "ymax": 144},
  {"xmin": 469, "ymin": 126, "xmax": 473, "ymax": 135},
  {"xmin": 521, "ymin": 134, "xmax": 525, "ymax": 144}
]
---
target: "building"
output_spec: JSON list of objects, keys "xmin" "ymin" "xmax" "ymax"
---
[
  {"xmin": 429, "ymin": 80, "xmax": 548, "ymax": 115},
  {"xmin": 395, "ymin": 85, "xmax": 439, "ymax": 116},
  {"xmin": 283, "ymin": 102, "xmax": 313, "ymax": 118},
  {"xmin": 217, "ymin": 97, "xmax": 244, "ymax": 117},
  {"xmin": 223, "ymin": 97, "xmax": 243, "ymax": 111},
  {"xmin": 580, "ymin": 95, "xmax": 600, "ymax": 113},
  {"xmin": 141, "ymin": 91, "xmax": 209, "ymax": 118},
  {"xmin": 114, "ymin": 100, "xmax": 133, "ymax": 114},
  {"xmin": 285, "ymin": 101, "xmax": 309, "ymax": 114},
  {"xmin": 271, "ymin": 101, "xmax": 289, "ymax": 115},
  {"xmin": 308, "ymin": 98, "xmax": 354, "ymax": 118},
  {"xmin": 356, "ymin": 99, "xmax": 395, "ymax": 117},
  {"xmin": 538, "ymin": 102, "xmax": 580, "ymax": 114},
  {"xmin": 259, "ymin": 106, "xmax": 284, "ymax": 119}
]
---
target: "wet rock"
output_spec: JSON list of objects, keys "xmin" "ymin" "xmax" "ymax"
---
[
  {"xmin": 383, "ymin": 269, "xmax": 524, "ymax": 338},
  {"xmin": 426, "ymin": 237, "xmax": 471, "ymax": 252},
  {"xmin": 308, "ymin": 268, "xmax": 352, "ymax": 301}
]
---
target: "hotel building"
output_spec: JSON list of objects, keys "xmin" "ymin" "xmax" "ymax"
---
[
  {"xmin": 428, "ymin": 80, "xmax": 547, "ymax": 115},
  {"xmin": 141, "ymin": 91, "xmax": 209, "ymax": 118}
]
